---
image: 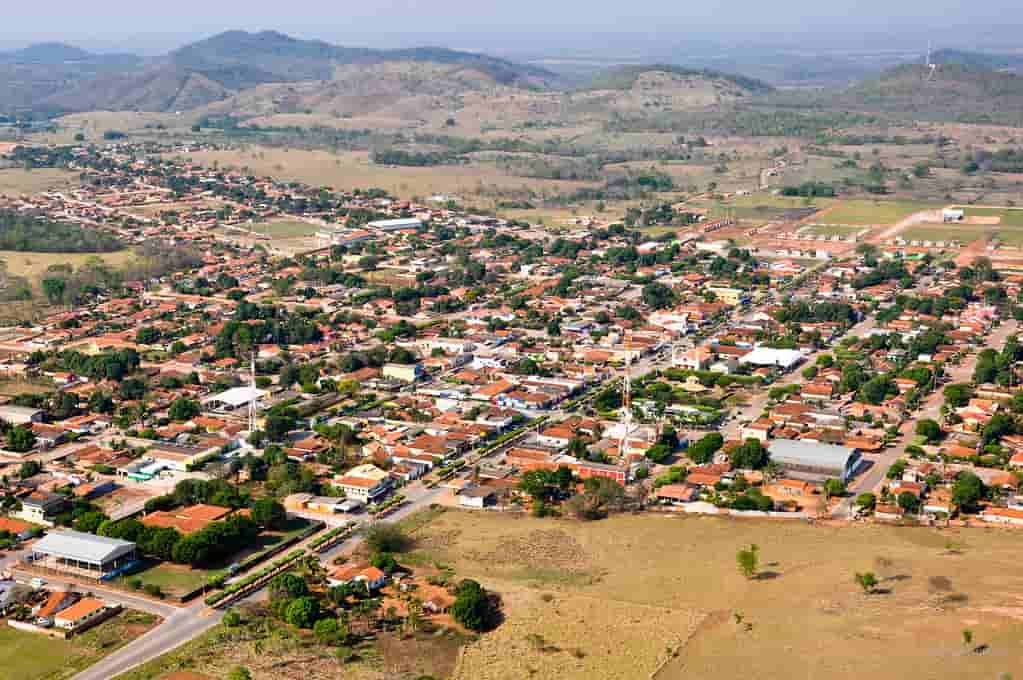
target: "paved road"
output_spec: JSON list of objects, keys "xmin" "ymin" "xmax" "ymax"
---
[
  {"xmin": 722, "ymin": 313, "xmax": 879, "ymax": 440},
  {"xmin": 834, "ymin": 318, "xmax": 1019, "ymax": 518},
  {"xmin": 73, "ymin": 601, "xmax": 220, "ymax": 680},
  {"xmin": 70, "ymin": 480, "xmax": 446, "ymax": 680}
]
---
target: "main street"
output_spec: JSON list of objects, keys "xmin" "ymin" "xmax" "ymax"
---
[
  {"xmin": 722, "ymin": 312, "xmax": 880, "ymax": 439},
  {"xmin": 834, "ymin": 318, "xmax": 1019, "ymax": 518},
  {"xmin": 70, "ymin": 478, "xmax": 446, "ymax": 680}
]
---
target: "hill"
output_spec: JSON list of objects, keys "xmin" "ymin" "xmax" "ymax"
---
[
  {"xmin": 827, "ymin": 63, "xmax": 1023, "ymax": 126},
  {"xmin": 0, "ymin": 42, "xmax": 94, "ymax": 64},
  {"xmin": 584, "ymin": 64, "xmax": 773, "ymax": 95},
  {"xmin": 0, "ymin": 31, "xmax": 557, "ymax": 116},
  {"xmin": 170, "ymin": 30, "xmax": 557, "ymax": 89},
  {"xmin": 930, "ymin": 49, "xmax": 1023, "ymax": 72}
]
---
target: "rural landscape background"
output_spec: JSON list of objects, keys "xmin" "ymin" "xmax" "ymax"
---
[{"xmin": 2, "ymin": 6, "xmax": 1023, "ymax": 680}]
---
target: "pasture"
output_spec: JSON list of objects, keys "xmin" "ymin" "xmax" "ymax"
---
[
  {"xmin": 816, "ymin": 199, "xmax": 939, "ymax": 226},
  {"xmin": 398, "ymin": 509, "xmax": 1023, "ymax": 680},
  {"xmin": 0, "ymin": 167, "xmax": 80, "ymax": 196},
  {"xmin": 0, "ymin": 610, "xmax": 159, "ymax": 680},
  {"xmin": 0, "ymin": 249, "xmax": 136, "ymax": 290}
]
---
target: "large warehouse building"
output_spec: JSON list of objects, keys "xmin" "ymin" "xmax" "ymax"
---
[
  {"xmin": 28, "ymin": 530, "xmax": 137, "ymax": 581},
  {"xmin": 767, "ymin": 439, "xmax": 863, "ymax": 483}
]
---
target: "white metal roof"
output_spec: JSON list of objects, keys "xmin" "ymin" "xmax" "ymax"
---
[
  {"xmin": 202, "ymin": 385, "xmax": 266, "ymax": 408},
  {"xmin": 739, "ymin": 347, "xmax": 804, "ymax": 369},
  {"xmin": 32, "ymin": 530, "xmax": 135, "ymax": 565},
  {"xmin": 768, "ymin": 439, "xmax": 857, "ymax": 471}
]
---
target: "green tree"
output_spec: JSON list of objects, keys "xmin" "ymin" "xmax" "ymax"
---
[
  {"xmin": 363, "ymin": 522, "xmax": 412, "ymax": 553},
  {"xmin": 251, "ymin": 498, "xmax": 287, "ymax": 530},
  {"xmin": 951, "ymin": 471, "xmax": 985, "ymax": 513},
  {"xmin": 269, "ymin": 572, "xmax": 309, "ymax": 601},
  {"xmin": 314, "ymin": 617, "xmax": 345, "ymax": 645},
  {"xmin": 730, "ymin": 439, "xmax": 769, "ymax": 470},
  {"xmin": 855, "ymin": 571, "xmax": 878, "ymax": 594},
  {"xmin": 284, "ymin": 596, "xmax": 320, "ymax": 628},
  {"xmin": 641, "ymin": 282, "xmax": 677, "ymax": 310},
  {"xmin": 915, "ymin": 419, "xmax": 942, "ymax": 443},
  {"xmin": 855, "ymin": 493, "xmax": 876, "ymax": 511},
  {"xmin": 736, "ymin": 543, "xmax": 759, "ymax": 580},
  {"xmin": 823, "ymin": 478, "xmax": 846, "ymax": 500},
  {"xmin": 886, "ymin": 458, "xmax": 908, "ymax": 480},
  {"xmin": 168, "ymin": 397, "xmax": 200, "ymax": 422},
  {"xmin": 450, "ymin": 579, "xmax": 497, "ymax": 631},
  {"xmin": 897, "ymin": 491, "xmax": 920, "ymax": 514},
  {"xmin": 942, "ymin": 383, "xmax": 973, "ymax": 408},
  {"xmin": 228, "ymin": 667, "xmax": 252, "ymax": 680},
  {"xmin": 687, "ymin": 432, "xmax": 724, "ymax": 464},
  {"xmin": 7, "ymin": 425, "xmax": 36, "ymax": 453},
  {"xmin": 42, "ymin": 277, "xmax": 66, "ymax": 304}
]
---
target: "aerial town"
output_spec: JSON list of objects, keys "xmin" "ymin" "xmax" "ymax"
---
[{"xmin": 0, "ymin": 135, "xmax": 1021, "ymax": 679}]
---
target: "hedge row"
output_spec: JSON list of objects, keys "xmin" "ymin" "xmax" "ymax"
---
[
  {"xmin": 205, "ymin": 549, "xmax": 306, "ymax": 607},
  {"xmin": 308, "ymin": 522, "xmax": 358, "ymax": 552}
]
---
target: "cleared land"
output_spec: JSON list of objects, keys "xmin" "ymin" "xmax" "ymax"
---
[
  {"xmin": 814, "ymin": 199, "xmax": 939, "ymax": 226},
  {"xmin": 399, "ymin": 510, "xmax": 1023, "ymax": 680},
  {"xmin": 0, "ymin": 249, "xmax": 136, "ymax": 290},
  {"xmin": 799, "ymin": 224, "xmax": 864, "ymax": 237},
  {"xmin": 0, "ymin": 610, "xmax": 159, "ymax": 680},
  {"xmin": 125, "ymin": 561, "xmax": 224, "ymax": 599},
  {"xmin": 901, "ymin": 225, "xmax": 989, "ymax": 244},
  {"xmin": 168, "ymin": 148, "xmax": 600, "ymax": 205},
  {"xmin": 0, "ymin": 167, "xmax": 81, "ymax": 196},
  {"xmin": 965, "ymin": 207, "xmax": 1023, "ymax": 227}
]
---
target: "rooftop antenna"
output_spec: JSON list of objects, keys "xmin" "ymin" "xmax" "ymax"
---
[
  {"xmin": 618, "ymin": 372, "xmax": 632, "ymax": 460},
  {"xmin": 926, "ymin": 41, "xmax": 938, "ymax": 82},
  {"xmin": 248, "ymin": 351, "xmax": 258, "ymax": 435}
]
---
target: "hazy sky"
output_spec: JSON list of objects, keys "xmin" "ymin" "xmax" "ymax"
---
[{"xmin": 2, "ymin": 0, "xmax": 1021, "ymax": 53}]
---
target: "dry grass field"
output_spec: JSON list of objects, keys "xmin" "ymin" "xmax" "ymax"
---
[
  {"xmin": 0, "ymin": 167, "xmax": 81, "ymax": 196},
  {"xmin": 0, "ymin": 249, "xmax": 136, "ymax": 288},
  {"xmin": 169, "ymin": 147, "xmax": 600, "ymax": 204},
  {"xmin": 402, "ymin": 510, "xmax": 1023, "ymax": 680},
  {"xmin": 812, "ymin": 199, "xmax": 940, "ymax": 226}
]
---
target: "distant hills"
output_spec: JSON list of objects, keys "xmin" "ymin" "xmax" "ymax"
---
[
  {"xmin": 0, "ymin": 30, "xmax": 561, "ymax": 115},
  {"xmin": 930, "ymin": 49, "xmax": 1023, "ymax": 73},
  {"xmin": 829, "ymin": 62, "xmax": 1023, "ymax": 126},
  {"xmin": 581, "ymin": 64, "xmax": 773, "ymax": 95}
]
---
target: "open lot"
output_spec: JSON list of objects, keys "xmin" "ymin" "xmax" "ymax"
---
[
  {"xmin": 0, "ymin": 249, "xmax": 136, "ymax": 289},
  {"xmin": 0, "ymin": 609, "xmax": 159, "ymax": 680},
  {"xmin": 402, "ymin": 509, "xmax": 1023, "ymax": 680},
  {"xmin": 125, "ymin": 561, "xmax": 224, "ymax": 599},
  {"xmin": 964, "ymin": 207, "xmax": 1023, "ymax": 227},
  {"xmin": 0, "ymin": 167, "xmax": 81, "ymax": 196},
  {"xmin": 799, "ymin": 224, "xmax": 865, "ymax": 237},
  {"xmin": 169, "ymin": 148, "xmax": 600, "ymax": 206},
  {"xmin": 248, "ymin": 219, "xmax": 321, "ymax": 240},
  {"xmin": 901, "ymin": 224, "xmax": 989, "ymax": 244},
  {"xmin": 814, "ymin": 199, "xmax": 939, "ymax": 226}
]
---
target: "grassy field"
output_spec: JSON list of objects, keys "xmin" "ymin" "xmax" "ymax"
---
[
  {"xmin": 126, "ymin": 561, "xmax": 224, "ymax": 599},
  {"xmin": 0, "ymin": 249, "xmax": 136, "ymax": 287},
  {"xmin": 249, "ymin": 220, "xmax": 321, "ymax": 239},
  {"xmin": 0, "ymin": 610, "xmax": 159, "ymax": 680},
  {"xmin": 815, "ymin": 199, "xmax": 939, "ymax": 226},
  {"xmin": 169, "ymin": 148, "xmax": 600, "ymax": 206},
  {"xmin": 0, "ymin": 376, "xmax": 55, "ymax": 397},
  {"xmin": 901, "ymin": 225, "xmax": 989, "ymax": 244},
  {"xmin": 965, "ymin": 207, "xmax": 1023, "ymax": 227},
  {"xmin": 800, "ymin": 224, "xmax": 864, "ymax": 237},
  {"xmin": 0, "ymin": 167, "xmax": 80, "ymax": 196},
  {"xmin": 400, "ymin": 510, "xmax": 1023, "ymax": 680}
]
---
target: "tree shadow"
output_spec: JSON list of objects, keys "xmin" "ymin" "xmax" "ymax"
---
[
  {"xmin": 754, "ymin": 571, "xmax": 781, "ymax": 581},
  {"xmin": 885, "ymin": 574, "xmax": 912, "ymax": 583}
]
